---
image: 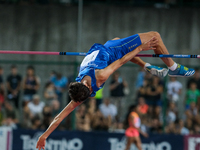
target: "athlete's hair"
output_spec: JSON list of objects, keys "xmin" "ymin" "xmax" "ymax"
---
[{"xmin": 68, "ymin": 82, "xmax": 90, "ymax": 103}]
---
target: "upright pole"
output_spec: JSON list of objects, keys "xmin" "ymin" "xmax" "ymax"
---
[{"xmin": 77, "ymin": 0, "xmax": 83, "ymax": 61}]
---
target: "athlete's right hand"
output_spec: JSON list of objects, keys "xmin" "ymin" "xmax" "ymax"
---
[
  {"xmin": 36, "ymin": 136, "xmax": 46, "ymax": 150},
  {"xmin": 141, "ymin": 36, "xmax": 158, "ymax": 51}
]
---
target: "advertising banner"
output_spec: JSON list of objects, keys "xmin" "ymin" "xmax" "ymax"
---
[
  {"xmin": 184, "ymin": 135, "xmax": 200, "ymax": 150},
  {"xmin": 0, "ymin": 127, "xmax": 12, "ymax": 150},
  {"xmin": 13, "ymin": 129, "xmax": 183, "ymax": 150}
]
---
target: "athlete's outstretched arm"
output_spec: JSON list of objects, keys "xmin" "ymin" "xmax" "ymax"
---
[
  {"xmin": 97, "ymin": 37, "xmax": 158, "ymax": 82},
  {"xmin": 36, "ymin": 100, "xmax": 81, "ymax": 150}
]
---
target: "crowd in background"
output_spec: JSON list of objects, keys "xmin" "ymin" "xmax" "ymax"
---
[{"xmin": 0, "ymin": 65, "xmax": 200, "ymax": 136}]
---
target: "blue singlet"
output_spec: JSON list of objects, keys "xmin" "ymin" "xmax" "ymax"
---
[{"xmin": 76, "ymin": 34, "xmax": 142, "ymax": 97}]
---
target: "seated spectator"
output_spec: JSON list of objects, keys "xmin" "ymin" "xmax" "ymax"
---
[
  {"xmin": 76, "ymin": 104, "xmax": 91, "ymax": 131},
  {"xmin": 185, "ymin": 102, "xmax": 198, "ymax": 121},
  {"xmin": 149, "ymin": 118, "xmax": 162, "ymax": 133},
  {"xmin": 193, "ymin": 124, "xmax": 200, "ymax": 135},
  {"xmin": 87, "ymin": 98, "xmax": 97, "ymax": 120},
  {"xmin": 28, "ymin": 94, "xmax": 45, "ymax": 117},
  {"xmin": 91, "ymin": 109, "xmax": 111, "ymax": 131},
  {"xmin": 22, "ymin": 101, "xmax": 32, "ymax": 128},
  {"xmin": 6, "ymin": 65, "xmax": 22, "ymax": 109},
  {"xmin": 140, "ymin": 116, "xmax": 150, "ymax": 134},
  {"xmin": 2, "ymin": 101, "xmax": 18, "ymax": 129},
  {"xmin": 166, "ymin": 102, "xmax": 178, "ymax": 125},
  {"xmin": 99, "ymin": 98, "xmax": 117, "ymax": 121},
  {"xmin": 185, "ymin": 118, "xmax": 193, "ymax": 134},
  {"xmin": 177, "ymin": 120, "xmax": 189, "ymax": 135},
  {"xmin": 185, "ymin": 82, "xmax": 200, "ymax": 109},
  {"xmin": 31, "ymin": 115, "xmax": 41, "ymax": 130},
  {"xmin": 50, "ymin": 73, "xmax": 67, "ymax": 102},
  {"xmin": 137, "ymin": 79, "xmax": 148, "ymax": 99},
  {"xmin": 3, "ymin": 101, "xmax": 18, "ymax": 123},
  {"xmin": 135, "ymin": 68, "xmax": 146, "ymax": 90},
  {"xmin": 146, "ymin": 76, "xmax": 163, "ymax": 115},
  {"xmin": 137, "ymin": 97, "xmax": 149, "ymax": 115},
  {"xmin": 50, "ymin": 99, "xmax": 60, "ymax": 117},
  {"xmin": 2, "ymin": 116, "xmax": 17, "ymax": 129},
  {"xmin": 187, "ymin": 69, "xmax": 200, "ymax": 90},
  {"xmin": 166, "ymin": 110, "xmax": 176, "ymax": 125},
  {"xmin": 23, "ymin": 66, "xmax": 40, "ymax": 102},
  {"xmin": 41, "ymin": 106, "xmax": 52, "ymax": 129},
  {"xmin": 113, "ymin": 122, "xmax": 125, "ymax": 133},
  {"xmin": 167, "ymin": 77, "xmax": 182, "ymax": 102},
  {"xmin": 44, "ymin": 82, "xmax": 57, "ymax": 103},
  {"xmin": 0, "ymin": 88, "xmax": 4, "ymax": 111},
  {"xmin": 165, "ymin": 122, "xmax": 176, "ymax": 134}
]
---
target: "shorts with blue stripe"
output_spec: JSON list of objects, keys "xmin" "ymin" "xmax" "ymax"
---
[{"xmin": 103, "ymin": 34, "xmax": 142, "ymax": 62}]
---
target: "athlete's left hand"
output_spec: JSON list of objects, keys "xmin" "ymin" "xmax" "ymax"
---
[
  {"xmin": 141, "ymin": 36, "xmax": 158, "ymax": 51},
  {"xmin": 36, "ymin": 136, "xmax": 46, "ymax": 150}
]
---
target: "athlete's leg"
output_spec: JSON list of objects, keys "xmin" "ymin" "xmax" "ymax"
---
[
  {"xmin": 139, "ymin": 31, "xmax": 174, "ymax": 67},
  {"xmin": 134, "ymin": 136, "xmax": 142, "ymax": 150},
  {"xmin": 139, "ymin": 31, "xmax": 195, "ymax": 77},
  {"xmin": 130, "ymin": 57, "xmax": 146, "ymax": 67},
  {"xmin": 110, "ymin": 36, "xmax": 168, "ymax": 77},
  {"xmin": 125, "ymin": 137, "xmax": 134, "ymax": 150}
]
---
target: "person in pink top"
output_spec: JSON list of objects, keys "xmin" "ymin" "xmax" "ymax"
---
[{"xmin": 125, "ymin": 105, "xmax": 148, "ymax": 150}]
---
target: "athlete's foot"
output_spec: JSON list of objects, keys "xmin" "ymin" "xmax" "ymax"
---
[
  {"xmin": 168, "ymin": 64, "xmax": 195, "ymax": 77},
  {"xmin": 144, "ymin": 65, "xmax": 168, "ymax": 77}
]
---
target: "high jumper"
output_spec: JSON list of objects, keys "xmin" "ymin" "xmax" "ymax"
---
[{"xmin": 36, "ymin": 31, "xmax": 194, "ymax": 150}]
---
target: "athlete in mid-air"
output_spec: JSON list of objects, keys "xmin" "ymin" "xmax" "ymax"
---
[{"xmin": 36, "ymin": 31, "xmax": 194, "ymax": 150}]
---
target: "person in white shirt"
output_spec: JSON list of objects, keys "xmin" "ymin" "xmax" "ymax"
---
[
  {"xmin": 99, "ymin": 98, "xmax": 117, "ymax": 120},
  {"xmin": 167, "ymin": 77, "xmax": 182, "ymax": 102},
  {"xmin": 28, "ymin": 94, "xmax": 45, "ymax": 116}
]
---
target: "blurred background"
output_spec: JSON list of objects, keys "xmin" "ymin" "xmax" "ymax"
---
[{"xmin": 0, "ymin": 0, "xmax": 200, "ymax": 150}]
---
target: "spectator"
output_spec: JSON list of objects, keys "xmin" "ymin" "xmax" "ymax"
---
[
  {"xmin": 146, "ymin": 76, "xmax": 163, "ymax": 115},
  {"xmin": 137, "ymin": 79, "xmax": 148, "ymax": 99},
  {"xmin": 167, "ymin": 77, "xmax": 182, "ymax": 102},
  {"xmin": 109, "ymin": 71, "xmax": 128, "ymax": 121},
  {"xmin": 165, "ymin": 122, "xmax": 176, "ymax": 134},
  {"xmin": 137, "ymin": 97, "xmax": 149, "ymax": 115},
  {"xmin": 0, "ymin": 67, "xmax": 5, "ymax": 104},
  {"xmin": 87, "ymin": 98, "xmax": 97, "ymax": 120},
  {"xmin": 113, "ymin": 122, "xmax": 125, "ymax": 133},
  {"xmin": 50, "ymin": 73, "xmax": 67, "ymax": 102},
  {"xmin": 185, "ymin": 82, "xmax": 200, "ymax": 109},
  {"xmin": 91, "ymin": 109, "xmax": 111, "ymax": 131},
  {"xmin": 99, "ymin": 98, "xmax": 117, "ymax": 121},
  {"xmin": 28, "ymin": 94, "xmax": 45, "ymax": 117},
  {"xmin": 177, "ymin": 120, "xmax": 189, "ymax": 135},
  {"xmin": 50, "ymin": 99, "xmax": 60, "ymax": 117},
  {"xmin": 187, "ymin": 69, "xmax": 200, "ymax": 90},
  {"xmin": 149, "ymin": 118, "xmax": 162, "ymax": 133},
  {"xmin": 23, "ymin": 66, "xmax": 40, "ymax": 102},
  {"xmin": 6, "ymin": 65, "xmax": 22, "ymax": 108},
  {"xmin": 41, "ymin": 106, "xmax": 52, "ymax": 129},
  {"xmin": 22, "ymin": 101, "xmax": 32, "ymax": 128},
  {"xmin": 76, "ymin": 104, "xmax": 91, "ymax": 131},
  {"xmin": 31, "ymin": 115, "xmax": 41, "ymax": 130},
  {"xmin": 44, "ymin": 82, "xmax": 57, "ymax": 103},
  {"xmin": 0, "ymin": 88, "xmax": 5, "ymax": 111},
  {"xmin": 166, "ymin": 102, "xmax": 178, "ymax": 124},
  {"xmin": 3, "ymin": 101, "xmax": 18, "ymax": 124},
  {"xmin": 135, "ymin": 68, "xmax": 146, "ymax": 89},
  {"xmin": 0, "ymin": 66, "xmax": 4, "ymax": 92}
]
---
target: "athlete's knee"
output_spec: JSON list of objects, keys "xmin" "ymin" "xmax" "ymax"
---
[
  {"xmin": 112, "ymin": 37, "xmax": 120, "ymax": 40},
  {"xmin": 149, "ymin": 31, "xmax": 161, "ymax": 39}
]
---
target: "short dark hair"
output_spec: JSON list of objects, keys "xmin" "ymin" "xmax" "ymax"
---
[
  {"xmin": 68, "ymin": 82, "xmax": 90, "ymax": 102},
  {"xmin": 11, "ymin": 65, "xmax": 17, "ymax": 69}
]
